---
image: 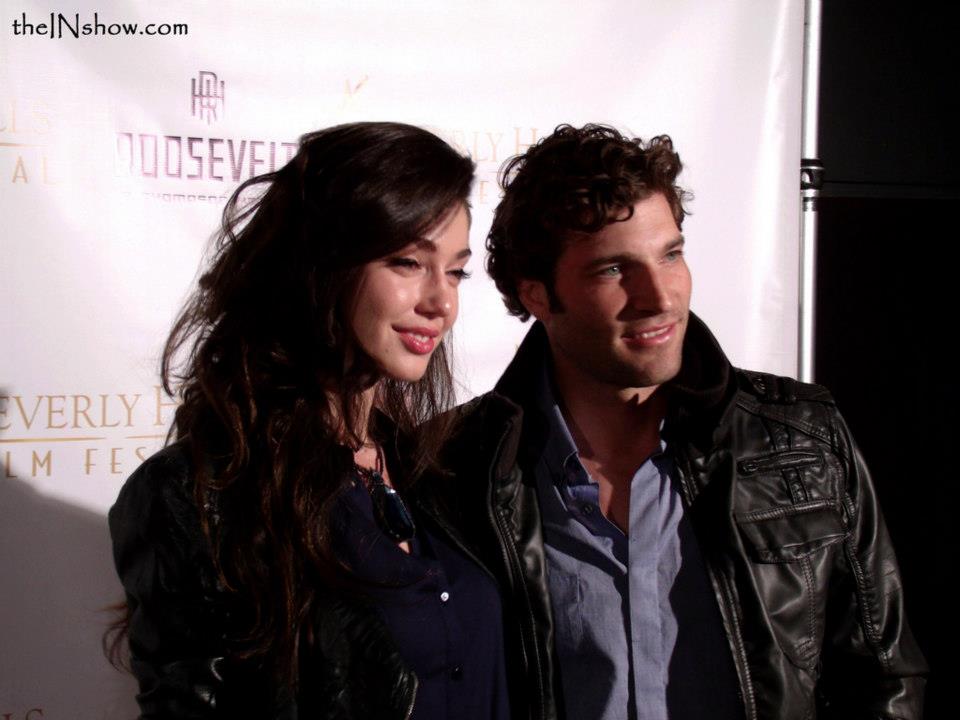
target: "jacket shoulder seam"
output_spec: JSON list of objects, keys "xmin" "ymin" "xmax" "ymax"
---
[{"xmin": 734, "ymin": 396, "xmax": 834, "ymax": 445}]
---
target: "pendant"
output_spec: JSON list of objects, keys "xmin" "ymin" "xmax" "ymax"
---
[{"xmin": 367, "ymin": 470, "xmax": 417, "ymax": 543}]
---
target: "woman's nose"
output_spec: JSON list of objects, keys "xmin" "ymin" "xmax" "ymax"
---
[{"xmin": 417, "ymin": 273, "xmax": 455, "ymax": 319}]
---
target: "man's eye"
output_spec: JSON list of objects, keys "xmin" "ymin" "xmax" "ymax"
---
[
  {"xmin": 599, "ymin": 264, "xmax": 622, "ymax": 276},
  {"xmin": 665, "ymin": 250, "xmax": 684, "ymax": 262}
]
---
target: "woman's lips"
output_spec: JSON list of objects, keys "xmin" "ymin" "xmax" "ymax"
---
[
  {"xmin": 622, "ymin": 323, "xmax": 676, "ymax": 348},
  {"xmin": 396, "ymin": 328, "xmax": 438, "ymax": 355}
]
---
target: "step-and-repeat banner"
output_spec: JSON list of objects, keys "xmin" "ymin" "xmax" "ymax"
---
[{"xmin": 1, "ymin": 1, "xmax": 803, "ymax": 716}]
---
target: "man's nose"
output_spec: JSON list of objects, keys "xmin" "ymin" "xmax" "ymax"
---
[{"xmin": 627, "ymin": 267, "xmax": 673, "ymax": 314}]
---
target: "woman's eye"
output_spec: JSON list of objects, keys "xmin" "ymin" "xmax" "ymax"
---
[
  {"xmin": 388, "ymin": 257, "xmax": 421, "ymax": 270},
  {"xmin": 448, "ymin": 268, "xmax": 472, "ymax": 281}
]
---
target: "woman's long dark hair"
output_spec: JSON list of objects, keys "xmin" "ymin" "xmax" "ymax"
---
[{"xmin": 108, "ymin": 122, "xmax": 475, "ymax": 687}]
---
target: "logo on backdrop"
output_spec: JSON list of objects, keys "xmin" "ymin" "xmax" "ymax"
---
[
  {"xmin": 3, "ymin": 77, "xmax": 540, "ymax": 206},
  {"xmin": 191, "ymin": 70, "xmax": 225, "ymax": 124},
  {"xmin": 112, "ymin": 70, "xmax": 297, "ymax": 193},
  {"xmin": 0, "ymin": 388, "xmax": 178, "ymax": 480}
]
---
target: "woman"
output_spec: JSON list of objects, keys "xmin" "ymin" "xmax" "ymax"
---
[{"xmin": 107, "ymin": 122, "xmax": 510, "ymax": 719}]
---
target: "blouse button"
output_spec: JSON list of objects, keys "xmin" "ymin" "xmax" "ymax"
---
[
  {"xmin": 581, "ymin": 503, "xmax": 595, "ymax": 516},
  {"xmin": 440, "ymin": 591, "xmax": 450, "ymax": 603}
]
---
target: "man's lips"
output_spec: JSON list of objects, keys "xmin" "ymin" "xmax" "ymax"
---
[
  {"xmin": 395, "ymin": 327, "xmax": 439, "ymax": 355},
  {"xmin": 621, "ymin": 322, "xmax": 677, "ymax": 348}
]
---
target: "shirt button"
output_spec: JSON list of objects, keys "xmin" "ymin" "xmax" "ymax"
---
[
  {"xmin": 450, "ymin": 665, "xmax": 463, "ymax": 680},
  {"xmin": 581, "ymin": 503, "xmax": 595, "ymax": 516},
  {"xmin": 440, "ymin": 591, "xmax": 450, "ymax": 603}
]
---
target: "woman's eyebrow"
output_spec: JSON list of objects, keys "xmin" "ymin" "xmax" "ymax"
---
[{"xmin": 414, "ymin": 238, "xmax": 472, "ymax": 259}]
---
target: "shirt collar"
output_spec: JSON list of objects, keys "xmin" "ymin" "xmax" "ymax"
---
[
  {"xmin": 533, "ymin": 353, "xmax": 582, "ymax": 482},
  {"xmin": 533, "ymin": 346, "xmax": 667, "ymax": 482},
  {"xmin": 533, "ymin": 350, "xmax": 669, "ymax": 488},
  {"xmin": 495, "ymin": 315, "xmax": 737, "ymax": 458}
]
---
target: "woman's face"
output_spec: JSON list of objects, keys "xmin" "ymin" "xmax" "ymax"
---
[{"xmin": 348, "ymin": 204, "xmax": 471, "ymax": 382}]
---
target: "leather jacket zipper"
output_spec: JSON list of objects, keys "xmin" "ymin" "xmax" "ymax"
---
[
  {"xmin": 675, "ymin": 448, "xmax": 757, "ymax": 720},
  {"xmin": 402, "ymin": 677, "xmax": 418, "ymax": 720},
  {"xmin": 491, "ymin": 503, "xmax": 546, "ymax": 720},
  {"xmin": 488, "ymin": 429, "xmax": 548, "ymax": 720},
  {"xmin": 713, "ymin": 569, "xmax": 757, "ymax": 720},
  {"xmin": 738, "ymin": 450, "xmax": 820, "ymax": 475}
]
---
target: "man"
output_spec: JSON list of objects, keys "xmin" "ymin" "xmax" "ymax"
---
[{"xmin": 430, "ymin": 124, "xmax": 926, "ymax": 720}]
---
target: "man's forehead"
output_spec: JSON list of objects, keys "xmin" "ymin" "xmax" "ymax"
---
[{"xmin": 558, "ymin": 221, "xmax": 682, "ymax": 257}]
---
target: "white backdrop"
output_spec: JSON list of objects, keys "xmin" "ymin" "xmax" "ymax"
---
[{"xmin": 0, "ymin": 0, "xmax": 803, "ymax": 716}]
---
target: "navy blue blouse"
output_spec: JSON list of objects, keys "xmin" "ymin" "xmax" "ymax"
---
[{"xmin": 334, "ymin": 480, "xmax": 510, "ymax": 720}]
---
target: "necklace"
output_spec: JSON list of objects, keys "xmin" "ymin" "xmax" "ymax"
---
[{"xmin": 354, "ymin": 443, "xmax": 417, "ymax": 543}]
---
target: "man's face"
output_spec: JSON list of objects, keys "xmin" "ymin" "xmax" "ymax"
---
[{"xmin": 521, "ymin": 192, "xmax": 691, "ymax": 393}]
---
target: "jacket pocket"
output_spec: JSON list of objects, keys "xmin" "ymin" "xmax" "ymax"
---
[
  {"xmin": 735, "ymin": 500, "xmax": 846, "ymax": 669},
  {"xmin": 735, "ymin": 449, "xmax": 834, "ymax": 507},
  {"xmin": 737, "ymin": 449, "xmax": 823, "ymax": 476},
  {"xmin": 736, "ymin": 500, "xmax": 846, "ymax": 563}
]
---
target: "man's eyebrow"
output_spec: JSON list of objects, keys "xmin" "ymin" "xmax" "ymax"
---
[
  {"xmin": 414, "ymin": 238, "xmax": 472, "ymax": 259},
  {"xmin": 582, "ymin": 235, "xmax": 685, "ymax": 270},
  {"xmin": 583, "ymin": 253, "xmax": 636, "ymax": 270}
]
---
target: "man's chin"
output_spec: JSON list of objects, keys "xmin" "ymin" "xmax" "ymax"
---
[
  {"xmin": 617, "ymin": 357, "xmax": 683, "ymax": 390},
  {"xmin": 587, "ymin": 363, "xmax": 675, "ymax": 392}
]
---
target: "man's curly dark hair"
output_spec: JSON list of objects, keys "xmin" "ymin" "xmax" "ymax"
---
[{"xmin": 486, "ymin": 123, "xmax": 691, "ymax": 320}]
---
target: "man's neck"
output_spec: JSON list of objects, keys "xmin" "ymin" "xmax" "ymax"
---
[
  {"xmin": 550, "ymin": 359, "xmax": 668, "ymax": 534},
  {"xmin": 551, "ymin": 360, "xmax": 667, "ymax": 474}
]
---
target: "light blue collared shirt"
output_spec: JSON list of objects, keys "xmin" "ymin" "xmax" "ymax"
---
[{"xmin": 533, "ymin": 360, "xmax": 741, "ymax": 720}]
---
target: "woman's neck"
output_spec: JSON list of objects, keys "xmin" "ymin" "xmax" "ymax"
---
[{"xmin": 327, "ymin": 382, "xmax": 378, "ymax": 448}]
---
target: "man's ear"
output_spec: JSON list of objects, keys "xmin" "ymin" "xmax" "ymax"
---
[{"xmin": 518, "ymin": 279, "xmax": 551, "ymax": 321}]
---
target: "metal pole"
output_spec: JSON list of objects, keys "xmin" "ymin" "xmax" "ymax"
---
[{"xmin": 799, "ymin": 0, "xmax": 823, "ymax": 382}]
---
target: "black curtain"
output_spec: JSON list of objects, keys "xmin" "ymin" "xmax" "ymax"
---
[{"xmin": 815, "ymin": 4, "xmax": 959, "ymax": 717}]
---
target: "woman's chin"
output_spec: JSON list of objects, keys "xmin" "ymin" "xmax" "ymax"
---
[{"xmin": 377, "ymin": 355, "xmax": 433, "ymax": 383}]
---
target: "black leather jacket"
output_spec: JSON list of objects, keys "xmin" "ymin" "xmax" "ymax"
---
[
  {"xmin": 427, "ymin": 315, "xmax": 927, "ymax": 720},
  {"xmin": 110, "ymin": 445, "xmax": 420, "ymax": 719}
]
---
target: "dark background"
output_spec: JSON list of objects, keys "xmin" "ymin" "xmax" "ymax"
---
[{"xmin": 814, "ymin": 3, "xmax": 958, "ymax": 717}]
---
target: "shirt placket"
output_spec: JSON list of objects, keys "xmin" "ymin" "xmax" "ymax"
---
[{"xmin": 629, "ymin": 456, "xmax": 669, "ymax": 720}]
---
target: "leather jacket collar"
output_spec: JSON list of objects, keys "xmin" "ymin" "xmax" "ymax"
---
[{"xmin": 491, "ymin": 312, "xmax": 739, "ymax": 464}]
